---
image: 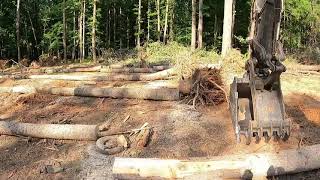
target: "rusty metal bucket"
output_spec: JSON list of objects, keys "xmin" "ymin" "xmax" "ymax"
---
[{"xmin": 229, "ymin": 74, "xmax": 291, "ymax": 144}]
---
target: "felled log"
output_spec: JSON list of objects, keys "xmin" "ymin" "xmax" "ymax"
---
[
  {"xmin": 38, "ymin": 86, "xmax": 180, "ymax": 101},
  {"xmin": 287, "ymin": 65, "xmax": 320, "ymax": 72},
  {"xmin": 109, "ymin": 64, "xmax": 125, "ymax": 69},
  {"xmin": 0, "ymin": 68, "xmax": 177, "ymax": 81},
  {"xmin": 152, "ymin": 65, "xmax": 171, "ymax": 71},
  {"xmin": 42, "ymin": 65, "xmax": 102, "ymax": 74},
  {"xmin": 113, "ymin": 144, "xmax": 320, "ymax": 179},
  {"xmin": 0, "ymin": 121, "xmax": 97, "ymax": 140},
  {"xmin": 0, "ymin": 85, "xmax": 180, "ymax": 101},
  {"xmin": 100, "ymin": 67, "xmax": 157, "ymax": 73}
]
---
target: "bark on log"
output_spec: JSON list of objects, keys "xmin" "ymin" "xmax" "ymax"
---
[
  {"xmin": 113, "ymin": 144, "xmax": 320, "ymax": 179},
  {"xmin": 43, "ymin": 65, "xmax": 102, "ymax": 74},
  {"xmin": 38, "ymin": 86, "xmax": 179, "ymax": 101},
  {"xmin": 152, "ymin": 65, "xmax": 171, "ymax": 71},
  {"xmin": 287, "ymin": 65, "xmax": 320, "ymax": 72},
  {"xmin": 100, "ymin": 67, "xmax": 157, "ymax": 73},
  {"xmin": 0, "ymin": 121, "xmax": 97, "ymax": 140},
  {"xmin": 0, "ymin": 68, "xmax": 177, "ymax": 81},
  {"xmin": 0, "ymin": 85, "xmax": 180, "ymax": 101}
]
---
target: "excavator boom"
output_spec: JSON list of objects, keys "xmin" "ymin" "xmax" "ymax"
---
[{"xmin": 229, "ymin": 0, "xmax": 290, "ymax": 144}]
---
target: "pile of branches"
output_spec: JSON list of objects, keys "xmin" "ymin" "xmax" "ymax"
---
[
  {"xmin": 39, "ymin": 54, "xmax": 62, "ymax": 67},
  {"xmin": 182, "ymin": 68, "xmax": 228, "ymax": 108}
]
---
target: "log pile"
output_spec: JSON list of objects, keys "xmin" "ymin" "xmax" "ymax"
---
[{"xmin": 0, "ymin": 63, "xmax": 227, "ymax": 103}]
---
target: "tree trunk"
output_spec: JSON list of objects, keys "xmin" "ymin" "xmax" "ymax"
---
[
  {"xmin": 147, "ymin": 0, "xmax": 150, "ymax": 43},
  {"xmin": 82, "ymin": 0, "xmax": 86, "ymax": 59},
  {"xmin": 16, "ymin": 0, "xmax": 21, "ymax": 61},
  {"xmin": 113, "ymin": 6, "xmax": 116, "ymax": 49},
  {"xmin": 127, "ymin": 15, "xmax": 130, "ymax": 49},
  {"xmin": 157, "ymin": 0, "xmax": 161, "ymax": 42},
  {"xmin": 120, "ymin": 7, "xmax": 123, "ymax": 49},
  {"xmin": 63, "ymin": 0, "xmax": 67, "ymax": 62},
  {"xmin": 137, "ymin": 0, "xmax": 141, "ymax": 48},
  {"xmin": 27, "ymin": 10, "xmax": 38, "ymax": 52},
  {"xmin": 191, "ymin": 0, "xmax": 197, "ymax": 50},
  {"xmin": 72, "ymin": 11, "xmax": 76, "ymax": 60},
  {"xmin": 24, "ymin": 23, "xmax": 31, "ymax": 59},
  {"xmin": 221, "ymin": 0, "xmax": 234, "ymax": 57},
  {"xmin": 169, "ymin": 5, "xmax": 174, "ymax": 42},
  {"xmin": 108, "ymin": 9, "xmax": 111, "ymax": 48},
  {"xmin": 79, "ymin": 1, "xmax": 83, "ymax": 62},
  {"xmin": 198, "ymin": 0, "xmax": 203, "ymax": 49},
  {"xmin": 113, "ymin": 144, "xmax": 320, "ymax": 179},
  {"xmin": 92, "ymin": 0, "xmax": 97, "ymax": 63},
  {"xmin": 213, "ymin": 14, "xmax": 218, "ymax": 47},
  {"xmin": 163, "ymin": 0, "xmax": 169, "ymax": 44}
]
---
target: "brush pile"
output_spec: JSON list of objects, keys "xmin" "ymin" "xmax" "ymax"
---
[{"xmin": 181, "ymin": 68, "xmax": 228, "ymax": 108}]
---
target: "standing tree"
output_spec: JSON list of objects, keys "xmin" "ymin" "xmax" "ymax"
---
[
  {"xmin": 16, "ymin": 0, "xmax": 21, "ymax": 61},
  {"xmin": 72, "ymin": 11, "xmax": 76, "ymax": 60},
  {"xmin": 191, "ymin": 0, "xmax": 197, "ymax": 50},
  {"xmin": 137, "ymin": 0, "xmax": 141, "ymax": 48},
  {"xmin": 113, "ymin": 4, "xmax": 116, "ymax": 48},
  {"xmin": 79, "ymin": 0, "xmax": 83, "ymax": 61},
  {"xmin": 92, "ymin": 0, "xmax": 97, "ymax": 62},
  {"xmin": 147, "ymin": 0, "xmax": 151, "ymax": 42},
  {"xmin": 197, "ymin": 0, "xmax": 203, "ymax": 49},
  {"xmin": 163, "ymin": 0, "xmax": 169, "ymax": 43},
  {"xmin": 157, "ymin": 0, "xmax": 161, "ymax": 42},
  {"xmin": 63, "ymin": 0, "xmax": 67, "ymax": 61},
  {"xmin": 108, "ymin": 9, "xmax": 111, "ymax": 48},
  {"xmin": 221, "ymin": 0, "xmax": 234, "ymax": 57},
  {"xmin": 82, "ymin": 0, "xmax": 86, "ymax": 59}
]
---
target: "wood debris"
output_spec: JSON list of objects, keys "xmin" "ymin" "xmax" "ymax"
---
[{"xmin": 182, "ymin": 68, "xmax": 227, "ymax": 108}]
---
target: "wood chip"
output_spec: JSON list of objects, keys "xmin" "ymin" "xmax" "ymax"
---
[{"xmin": 123, "ymin": 115, "xmax": 130, "ymax": 123}]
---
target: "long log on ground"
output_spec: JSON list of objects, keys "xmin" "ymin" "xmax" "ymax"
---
[
  {"xmin": 0, "ymin": 85, "xmax": 180, "ymax": 101},
  {"xmin": 287, "ymin": 65, "xmax": 320, "ymax": 72},
  {"xmin": 113, "ymin": 144, "xmax": 320, "ymax": 179},
  {"xmin": 0, "ymin": 68, "xmax": 177, "ymax": 81},
  {"xmin": 100, "ymin": 67, "xmax": 157, "ymax": 73},
  {"xmin": 37, "ymin": 65, "xmax": 102, "ymax": 74},
  {"xmin": 0, "ymin": 121, "xmax": 97, "ymax": 140}
]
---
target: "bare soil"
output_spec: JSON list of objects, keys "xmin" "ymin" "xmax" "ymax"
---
[{"xmin": 0, "ymin": 73, "xmax": 319, "ymax": 179}]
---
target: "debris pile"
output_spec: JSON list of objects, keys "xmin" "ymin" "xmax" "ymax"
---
[{"xmin": 182, "ymin": 68, "xmax": 227, "ymax": 108}]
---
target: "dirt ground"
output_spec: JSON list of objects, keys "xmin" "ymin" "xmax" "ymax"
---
[{"xmin": 0, "ymin": 72, "xmax": 319, "ymax": 179}]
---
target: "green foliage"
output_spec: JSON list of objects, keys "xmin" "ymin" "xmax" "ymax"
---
[
  {"xmin": 283, "ymin": 0, "xmax": 320, "ymax": 50},
  {"xmin": 0, "ymin": 0, "xmax": 319, "ymax": 63}
]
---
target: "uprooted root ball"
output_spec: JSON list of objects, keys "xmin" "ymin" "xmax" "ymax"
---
[{"xmin": 181, "ymin": 68, "xmax": 228, "ymax": 108}]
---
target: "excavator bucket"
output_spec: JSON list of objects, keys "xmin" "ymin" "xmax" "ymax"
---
[{"xmin": 230, "ymin": 74, "xmax": 291, "ymax": 144}]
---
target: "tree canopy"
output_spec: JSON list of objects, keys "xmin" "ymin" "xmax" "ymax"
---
[{"xmin": 0, "ymin": 0, "xmax": 319, "ymax": 60}]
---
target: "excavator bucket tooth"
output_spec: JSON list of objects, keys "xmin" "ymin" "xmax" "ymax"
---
[{"xmin": 229, "ymin": 76, "xmax": 291, "ymax": 145}]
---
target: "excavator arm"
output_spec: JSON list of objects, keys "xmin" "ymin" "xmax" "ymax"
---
[{"xmin": 230, "ymin": 0, "xmax": 291, "ymax": 144}]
